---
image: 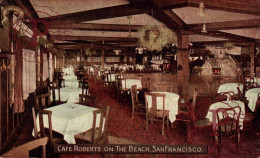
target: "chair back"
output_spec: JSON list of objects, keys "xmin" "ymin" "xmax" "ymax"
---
[
  {"xmin": 216, "ymin": 106, "xmax": 241, "ymax": 133},
  {"xmin": 91, "ymin": 106, "xmax": 110, "ymax": 144},
  {"xmin": 2, "ymin": 137, "xmax": 48, "ymax": 158},
  {"xmin": 187, "ymin": 89, "xmax": 197, "ymax": 123},
  {"xmin": 35, "ymin": 92, "xmax": 52, "ymax": 109},
  {"xmin": 32, "ymin": 107, "xmax": 54, "ymax": 145},
  {"xmin": 49, "ymin": 86, "xmax": 60, "ymax": 104},
  {"xmin": 131, "ymin": 85, "xmax": 139, "ymax": 105},
  {"xmin": 216, "ymin": 91, "xmax": 235, "ymax": 101},
  {"xmin": 145, "ymin": 92, "xmax": 166, "ymax": 114},
  {"xmin": 79, "ymin": 94, "xmax": 97, "ymax": 106},
  {"xmin": 156, "ymin": 84, "xmax": 173, "ymax": 92}
]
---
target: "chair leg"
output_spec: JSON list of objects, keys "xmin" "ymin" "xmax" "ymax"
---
[
  {"xmin": 167, "ymin": 117, "xmax": 169, "ymax": 130},
  {"xmin": 146, "ymin": 116, "xmax": 149, "ymax": 132},
  {"xmin": 162, "ymin": 117, "xmax": 165, "ymax": 135},
  {"xmin": 131, "ymin": 106, "xmax": 134, "ymax": 119}
]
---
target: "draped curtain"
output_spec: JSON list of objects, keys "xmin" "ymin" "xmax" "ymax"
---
[
  {"xmin": 49, "ymin": 53, "xmax": 53, "ymax": 82},
  {"xmin": 22, "ymin": 49, "xmax": 36, "ymax": 100},
  {"xmin": 42, "ymin": 52, "xmax": 49, "ymax": 81}
]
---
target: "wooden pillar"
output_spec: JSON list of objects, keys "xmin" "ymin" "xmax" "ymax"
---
[
  {"xmin": 250, "ymin": 43, "xmax": 255, "ymax": 77},
  {"xmin": 91, "ymin": 56, "xmax": 94, "ymax": 65},
  {"xmin": 177, "ymin": 34, "xmax": 189, "ymax": 102},
  {"xmin": 101, "ymin": 49, "xmax": 105, "ymax": 68}
]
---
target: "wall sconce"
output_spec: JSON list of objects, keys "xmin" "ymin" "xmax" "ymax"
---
[
  {"xmin": 1, "ymin": 5, "xmax": 24, "ymax": 25},
  {"xmin": 135, "ymin": 47, "xmax": 147, "ymax": 54},
  {"xmin": 113, "ymin": 50, "xmax": 121, "ymax": 55}
]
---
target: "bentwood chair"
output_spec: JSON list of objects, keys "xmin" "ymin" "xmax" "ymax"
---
[
  {"xmin": 32, "ymin": 107, "xmax": 67, "ymax": 146},
  {"xmin": 131, "ymin": 85, "xmax": 145, "ymax": 119},
  {"xmin": 145, "ymin": 92, "xmax": 169, "ymax": 135},
  {"xmin": 2, "ymin": 137, "xmax": 48, "ymax": 158},
  {"xmin": 49, "ymin": 81, "xmax": 61, "ymax": 105},
  {"xmin": 156, "ymin": 84, "xmax": 173, "ymax": 92},
  {"xmin": 216, "ymin": 106, "xmax": 241, "ymax": 157},
  {"xmin": 74, "ymin": 106, "xmax": 110, "ymax": 144}
]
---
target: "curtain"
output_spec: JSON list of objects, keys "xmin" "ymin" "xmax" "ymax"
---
[
  {"xmin": 42, "ymin": 52, "xmax": 49, "ymax": 81},
  {"xmin": 13, "ymin": 34, "xmax": 24, "ymax": 113},
  {"xmin": 49, "ymin": 53, "xmax": 53, "ymax": 82},
  {"xmin": 22, "ymin": 49, "xmax": 36, "ymax": 100}
]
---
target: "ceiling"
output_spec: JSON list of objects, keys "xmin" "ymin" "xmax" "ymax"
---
[{"xmin": 4, "ymin": 0, "xmax": 260, "ymax": 54}]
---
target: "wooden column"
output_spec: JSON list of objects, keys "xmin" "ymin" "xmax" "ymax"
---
[
  {"xmin": 250, "ymin": 43, "xmax": 255, "ymax": 77},
  {"xmin": 91, "ymin": 56, "xmax": 94, "ymax": 65},
  {"xmin": 101, "ymin": 49, "xmax": 105, "ymax": 69},
  {"xmin": 177, "ymin": 34, "xmax": 189, "ymax": 102}
]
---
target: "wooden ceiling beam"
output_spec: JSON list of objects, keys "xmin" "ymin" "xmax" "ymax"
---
[
  {"xmin": 188, "ymin": 0, "xmax": 260, "ymax": 15},
  {"xmin": 152, "ymin": 0, "xmax": 188, "ymax": 10},
  {"xmin": 197, "ymin": 31, "xmax": 256, "ymax": 43},
  {"xmin": 41, "ymin": 4, "xmax": 142, "ymax": 25},
  {"xmin": 49, "ymin": 23, "xmax": 142, "ymax": 32},
  {"xmin": 186, "ymin": 19, "xmax": 260, "ymax": 32},
  {"xmin": 127, "ymin": 0, "xmax": 183, "ymax": 31},
  {"xmin": 50, "ymin": 35, "xmax": 138, "ymax": 43}
]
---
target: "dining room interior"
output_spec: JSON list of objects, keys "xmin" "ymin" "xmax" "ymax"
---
[{"xmin": 0, "ymin": 0, "xmax": 260, "ymax": 157}]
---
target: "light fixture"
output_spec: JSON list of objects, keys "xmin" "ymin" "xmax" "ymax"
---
[
  {"xmin": 113, "ymin": 50, "xmax": 121, "ymax": 55},
  {"xmin": 201, "ymin": 23, "xmax": 207, "ymax": 33},
  {"xmin": 198, "ymin": 1, "xmax": 205, "ymax": 17},
  {"xmin": 135, "ymin": 47, "xmax": 146, "ymax": 54},
  {"xmin": 127, "ymin": 16, "xmax": 132, "ymax": 37}
]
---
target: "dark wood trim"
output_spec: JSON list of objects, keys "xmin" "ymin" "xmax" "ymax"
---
[
  {"xmin": 186, "ymin": 19, "xmax": 260, "ymax": 32},
  {"xmin": 127, "ymin": 0, "xmax": 181, "ymax": 31},
  {"xmin": 50, "ymin": 35, "xmax": 138, "ymax": 43},
  {"xmin": 188, "ymin": 0, "xmax": 260, "ymax": 16},
  {"xmin": 42, "ymin": 4, "xmax": 142, "ymax": 25},
  {"xmin": 49, "ymin": 23, "xmax": 142, "ymax": 32}
]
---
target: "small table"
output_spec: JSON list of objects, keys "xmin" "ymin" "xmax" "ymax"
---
[
  {"xmin": 32, "ymin": 103, "xmax": 99, "ymax": 144},
  {"xmin": 121, "ymin": 79, "xmax": 142, "ymax": 90},
  {"xmin": 217, "ymin": 83, "xmax": 243, "ymax": 95},
  {"xmin": 146, "ymin": 92, "xmax": 180, "ymax": 123},
  {"xmin": 245, "ymin": 88, "xmax": 260, "ymax": 112}
]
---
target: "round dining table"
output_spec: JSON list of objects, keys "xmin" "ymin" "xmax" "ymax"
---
[
  {"xmin": 217, "ymin": 82, "xmax": 243, "ymax": 94},
  {"xmin": 245, "ymin": 88, "xmax": 260, "ymax": 112}
]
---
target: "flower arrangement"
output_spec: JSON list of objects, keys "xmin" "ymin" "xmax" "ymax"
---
[{"xmin": 138, "ymin": 25, "xmax": 177, "ymax": 52}]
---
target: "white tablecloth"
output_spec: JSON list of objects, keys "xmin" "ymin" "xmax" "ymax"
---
[
  {"xmin": 32, "ymin": 103, "xmax": 100, "ymax": 144},
  {"xmin": 121, "ymin": 79, "xmax": 142, "ymax": 89},
  {"xmin": 52, "ymin": 87, "xmax": 82, "ymax": 103},
  {"xmin": 245, "ymin": 88, "xmax": 260, "ymax": 112},
  {"xmin": 136, "ymin": 65, "xmax": 145, "ymax": 71},
  {"xmin": 64, "ymin": 67, "xmax": 74, "ymax": 75},
  {"xmin": 253, "ymin": 77, "xmax": 260, "ymax": 85},
  {"xmin": 217, "ymin": 83, "xmax": 243, "ymax": 95},
  {"xmin": 146, "ymin": 92, "xmax": 180, "ymax": 123},
  {"xmin": 206, "ymin": 100, "xmax": 245, "ymax": 130}
]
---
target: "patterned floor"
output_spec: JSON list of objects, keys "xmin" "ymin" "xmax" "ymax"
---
[{"xmin": 14, "ymin": 77, "xmax": 260, "ymax": 158}]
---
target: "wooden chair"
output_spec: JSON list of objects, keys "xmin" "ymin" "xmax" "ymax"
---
[
  {"xmin": 49, "ymin": 85, "xmax": 61, "ymax": 105},
  {"xmin": 156, "ymin": 84, "xmax": 173, "ymax": 92},
  {"xmin": 145, "ymin": 92, "xmax": 169, "ymax": 135},
  {"xmin": 131, "ymin": 85, "xmax": 145, "ymax": 119},
  {"xmin": 35, "ymin": 92, "xmax": 52, "ymax": 109},
  {"xmin": 175, "ymin": 89, "xmax": 212, "ymax": 143},
  {"xmin": 2, "ymin": 137, "xmax": 48, "ymax": 158},
  {"xmin": 79, "ymin": 94, "xmax": 97, "ymax": 106},
  {"xmin": 105, "ymin": 73, "xmax": 115, "ymax": 87},
  {"xmin": 74, "ymin": 106, "xmax": 110, "ymax": 144},
  {"xmin": 32, "ymin": 107, "xmax": 67, "ymax": 146},
  {"xmin": 216, "ymin": 106, "xmax": 241, "ymax": 157},
  {"xmin": 143, "ymin": 77, "xmax": 151, "ymax": 92},
  {"xmin": 116, "ymin": 76, "xmax": 129, "ymax": 103}
]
